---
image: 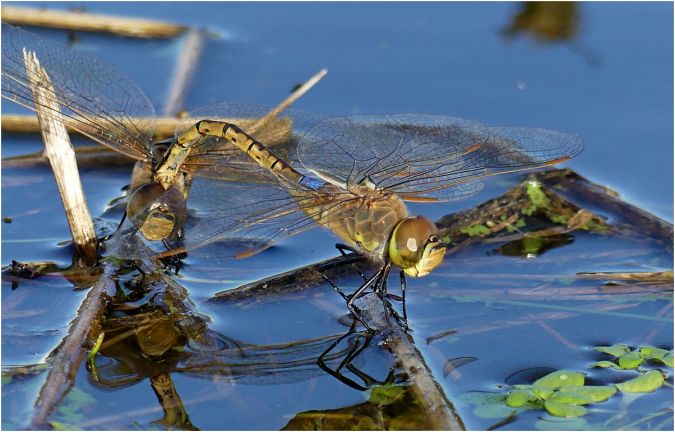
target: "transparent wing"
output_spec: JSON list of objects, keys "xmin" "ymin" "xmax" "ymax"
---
[
  {"xmin": 297, "ymin": 114, "xmax": 583, "ymax": 201},
  {"xmin": 177, "ymin": 102, "xmax": 326, "ymax": 181},
  {"xmin": 1, "ymin": 24, "xmax": 155, "ymax": 161},
  {"xmin": 179, "ymin": 175, "xmax": 367, "ymax": 258}
]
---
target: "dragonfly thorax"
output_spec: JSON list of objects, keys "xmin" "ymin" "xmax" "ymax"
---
[{"xmin": 388, "ymin": 216, "xmax": 446, "ymax": 277}]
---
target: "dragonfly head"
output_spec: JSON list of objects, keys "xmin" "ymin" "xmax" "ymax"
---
[
  {"xmin": 389, "ymin": 216, "xmax": 446, "ymax": 277},
  {"xmin": 127, "ymin": 183, "xmax": 187, "ymax": 241}
]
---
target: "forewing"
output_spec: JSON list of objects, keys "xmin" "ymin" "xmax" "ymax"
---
[
  {"xmin": 179, "ymin": 175, "xmax": 364, "ymax": 258},
  {"xmin": 1, "ymin": 25, "xmax": 155, "ymax": 161},
  {"xmin": 297, "ymin": 114, "xmax": 583, "ymax": 201}
]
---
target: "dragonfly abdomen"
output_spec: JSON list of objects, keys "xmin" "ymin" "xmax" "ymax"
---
[{"xmin": 205, "ymin": 120, "xmax": 304, "ymax": 183}]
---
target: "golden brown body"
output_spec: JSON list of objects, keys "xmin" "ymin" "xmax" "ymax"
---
[{"xmin": 301, "ymin": 184, "xmax": 409, "ymax": 262}]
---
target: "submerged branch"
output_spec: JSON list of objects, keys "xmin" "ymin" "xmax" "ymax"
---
[
  {"xmin": 355, "ymin": 294, "xmax": 465, "ymax": 430},
  {"xmin": 30, "ymin": 266, "xmax": 116, "ymax": 429}
]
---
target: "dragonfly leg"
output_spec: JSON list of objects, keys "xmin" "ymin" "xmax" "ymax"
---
[
  {"xmin": 400, "ymin": 270, "xmax": 409, "ymax": 330},
  {"xmin": 346, "ymin": 269, "xmax": 384, "ymax": 331},
  {"xmin": 320, "ymin": 271, "xmax": 349, "ymax": 302},
  {"xmin": 334, "ymin": 243, "xmax": 367, "ymax": 282},
  {"xmin": 160, "ymin": 240, "xmax": 183, "ymax": 274},
  {"xmin": 374, "ymin": 263, "xmax": 392, "ymax": 323}
]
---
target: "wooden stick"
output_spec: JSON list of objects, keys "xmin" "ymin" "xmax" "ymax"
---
[
  {"xmin": 2, "ymin": 114, "xmax": 292, "ymax": 140},
  {"xmin": 1, "ymin": 5, "xmax": 187, "ymax": 38},
  {"xmin": 23, "ymin": 49, "xmax": 97, "ymax": 265},
  {"xmin": 356, "ymin": 294, "xmax": 465, "ymax": 430},
  {"xmin": 252, "ymin": 68, "xmax": 328, "ymax": 131},
  {"xmin": 30, "ymin": 267, "xmax": 116, "ymax": 428},
  {"xmin": 163, "ymin": 28, "xmax": 207, "ymax": 116}
]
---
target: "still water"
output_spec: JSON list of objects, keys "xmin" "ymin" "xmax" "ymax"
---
[{"xmin": 2, "ymin": 1, "xmax": 673, "ymax": 430}]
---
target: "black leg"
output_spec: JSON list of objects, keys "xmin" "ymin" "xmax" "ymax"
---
[
  {"xmin": 400, "ymin": 270, "xmax": 408, "ymax": 330},
  {"xmin": 346, "ymin": 268, "xmax": 385, "ymax": 331},
  {"xmin": 161, "ymin": 240, "xmax": 184, "ymax": 274},
  {"xmin": 320, "ymin": 271, "xmax": 350, "ymax": 302},
  {"xmin": 375, "ymin": 263, "xmax": 392, "ymax": 322},
  {"xmin": 316, "ymin": 321, "xmax": 370, "ymax": 391},
  {"xmin": 99, "ymin": 210, "xmax": 128, "ymax": 245},
  {"xmin": 334, "ymin": 243, "xmax": 367, "ymax": 282}
]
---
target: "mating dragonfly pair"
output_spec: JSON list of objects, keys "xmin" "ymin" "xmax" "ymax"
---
[{"xmin": 1, "ymin": 25, "xmax": 583, "ymax": 328}]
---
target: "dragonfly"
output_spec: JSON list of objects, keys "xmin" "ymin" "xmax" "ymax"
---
[
  {"xmin": 1, "ymin": 25, "xmax": 583, "ymax": 326},
  {"xmin": 0, "ymin": 24, "xmax": 298, "ymax": 249},
  {"xmin": 153, "ymin": 104, "xmax": 583, "ymax": 326}
]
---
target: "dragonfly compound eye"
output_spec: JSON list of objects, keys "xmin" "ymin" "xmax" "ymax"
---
[
  {"xmin": 127, "ymin": 183, "xmax": 187, "ymax": 241},
  {"xmin": 389, "ymin": 216, "xmax": 446, "ymax": 277}
]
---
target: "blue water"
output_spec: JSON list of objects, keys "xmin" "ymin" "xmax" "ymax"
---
[{"xmin": 1, "ymin": 2, "xmax": 673, "ymax": 430}]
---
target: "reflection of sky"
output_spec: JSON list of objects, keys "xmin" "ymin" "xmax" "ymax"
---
[{"xmin": 5, "ymin": 2, "xmax": 673, "ymax": 222}]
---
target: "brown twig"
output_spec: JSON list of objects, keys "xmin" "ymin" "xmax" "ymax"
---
[
  {"xmin": 23, "ymin": 49, "xmax": 97, "ymax": 265},
  {"xmin": 2, "ymin": 145, "xmax": 134, "ymax": 168},
  {"xmin": 2, "ymin": 114, "xmax": 288, "ymax": 140},
  {"xmin": 1, "ymin": 5, "xmax": 187, "ymax": 38},
  {"xmin": 163, "ymin": 28, "xmax": 207, "ymax": 116},
  {"xmin": 356, "ymin": 294, "xmax": 465, "ymax": 430},
  {"xmin": 251, "ymin": 68, "xmax": 328, "ymax": 131}
]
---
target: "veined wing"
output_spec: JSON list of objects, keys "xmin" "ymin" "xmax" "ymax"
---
[
  {"xmin": 296, "ymin": 114, "xmax": 583, "ymax": 201},
  {"xmin": 177, "ymin": 102, "xmax": 326, "ymax": 181},
  {"xmin": 179, "ymin": 173, "xmax": 368, "ymax": 258},
  {"xmin": 1, "ymin": 25, "xmax": 155, "ymax": 162}
]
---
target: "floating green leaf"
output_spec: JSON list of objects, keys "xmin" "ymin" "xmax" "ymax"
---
[
  {"xmin": 591, "ymin": 360, "xmax": 618, "ymax": 369},
  {"xmin": 544, "ymin": 400, "xmax": 588, "ymax": 418},
  {"xmin": 506, "ymin": 388, "xmax": 538, "ymax": 407},
  {"xmin": 615, "ymin": 370, "xmax": 664, "ymax": 393},
  {"xmin": 638, "ymin": 346, "xmax": 668, "ymax": 361},
  {"xmin": 547, "ymin": 391, "xmax": 592, "ymax": 405},
  {"xmin": 662, "ymin": 352, "xmax": 674, "ymax": 368},
  {"xmin": 531, "ymin": 386, "xmax": 554, "ymax": 400},
  {"xmin": 594, "ymin": 343, "xmax": 630, "ymax": 357},
  {"xmin": 554, "ymin": 386, "xmax": 616, "ymax": 403},
  {"xmin": 533, "ymin": 370, "xmax": 585, "ymax": 389},
  {"xmin": 460, "ymin": 392, "xmax": 517, "ymax": 419},
  {"xmin": 618, "ymin": 351, "xmax": 644, "ymax": 369}
]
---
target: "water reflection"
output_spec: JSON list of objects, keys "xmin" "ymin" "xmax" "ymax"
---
[
  {"xmin": 503, "ymin": 2, "xmax": 579, "ymax": 43},
  {"xmin": 502, "ymin": 1, "xmax": 600, "ymax": 66},
  {"xmin": 86, "ymin": 270, "xmax": 399, "ymax": 428}
]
